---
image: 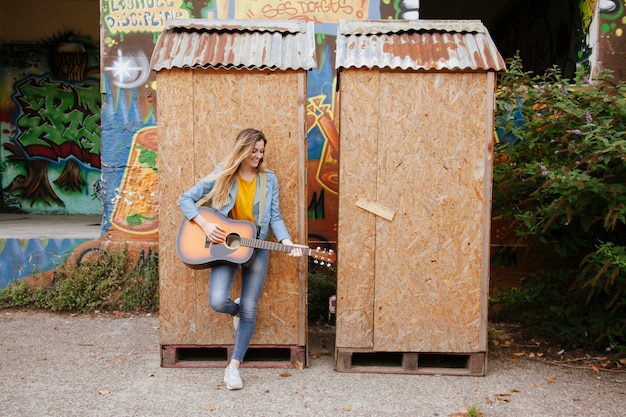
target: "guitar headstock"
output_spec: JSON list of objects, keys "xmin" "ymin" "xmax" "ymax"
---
[{"xmin": 310, "ymin": 247, "xmax": 336, "ymax": 267}]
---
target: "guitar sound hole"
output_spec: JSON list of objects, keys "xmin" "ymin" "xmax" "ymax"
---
[{"xmin": 225, "ymin": 234, "xmax": 241, "ymax": 249}]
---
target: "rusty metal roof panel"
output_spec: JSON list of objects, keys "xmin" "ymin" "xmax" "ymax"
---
[
  {"xmin": 151, "ymin": 19, "xmax": 317, "ymax": 72},
  {"xmin": 336, "ymin": 19, "xmax": 506, "ymax": 72}
]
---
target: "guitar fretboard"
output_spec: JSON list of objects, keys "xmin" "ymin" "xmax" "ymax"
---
[{"xmin": 240, "ymin": 238, "xmax": 311, "ymax": 256}]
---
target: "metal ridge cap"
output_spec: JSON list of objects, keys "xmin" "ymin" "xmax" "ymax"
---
[
  {"xmin": 163, "ymin": 18, "xmax": 310, "ymax": 33},
  {"xmin": 158, "ymin": 63, "xmax": 306, "ymax": 71},
  {"xmin": 338, "ymin": 19, "xmax": 486, "ymax": 35},
  {"xmin": 336, "ymin": 62, "xmax": 500, "ymax": 71}
]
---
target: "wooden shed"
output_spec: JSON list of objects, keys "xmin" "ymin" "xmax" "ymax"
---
[
  {"xmin": 151, "ymin": 19, "xmax": 316, "ymax": 368},
  {"xmin": 334, "ymin": 20, "xmax": 505, "ymax": 376}
]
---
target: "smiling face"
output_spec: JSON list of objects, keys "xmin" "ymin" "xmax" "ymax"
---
[{"xmin": 240, "ymin": 138, "xmax": 265, "ymax": 172}]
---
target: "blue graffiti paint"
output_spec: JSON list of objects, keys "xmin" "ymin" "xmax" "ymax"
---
[{"xmin": 0, "ymin": 238, "xmax": 88, "ymax": 289}]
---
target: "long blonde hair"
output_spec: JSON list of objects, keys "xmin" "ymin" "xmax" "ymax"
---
[{"xmin": 205, "ymin": 128, "xmax": 267, "ymax": 209}]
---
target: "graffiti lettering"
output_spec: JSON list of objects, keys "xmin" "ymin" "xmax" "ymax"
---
[
  {"xmin": 5, "ymin": 50, "xmax": 42, "ymax": 70},
  {"xmin": 261, "ymin": 1, "xmax": 298, "ymax": 18},
  {"xmin": 109, "ymin": 0, "xmax": 177, "ymax": 12},
  {"xmin": 241, "ymin": 0, "xmax": 367, "ymax": 22},
  {"xmin": 296, "ymin": 0, "xmax": 353, "ymax": 15},
  {"xmin": 13, "ymin": 76, "xmax": 101, "ymax": 168},
  {"xmin": 104, "ymin": 0, "xmax": 191, "ymax": 35}
]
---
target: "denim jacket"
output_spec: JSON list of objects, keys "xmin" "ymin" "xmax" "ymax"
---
[{"xmin": 178, "ymin": 167, "xmax": 291, "ymax": 243}]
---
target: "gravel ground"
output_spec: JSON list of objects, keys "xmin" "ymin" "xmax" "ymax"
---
[{"xmin": 0, "ymin": 310, "xmax": 624, "ymax": 417}]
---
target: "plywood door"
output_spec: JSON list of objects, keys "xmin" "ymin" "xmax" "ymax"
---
[
  {"xmin": 373, "ymin": 72, "xmax": 490, "ymax": 353},
  {"xmin": 159, "ymin": 68, "xmax": 308, "ymax": 347},
  {"xmin": 337, "ymin": 69, "xmax": 492, "ymax": 353},
  {"xmin": 336, "ymin": 69, "xmax": 379, "ymax": 349}
]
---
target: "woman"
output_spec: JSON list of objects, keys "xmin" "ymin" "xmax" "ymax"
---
[{"xmin": 179, "ymin": 128, "xmax": 303, "ymax": 390}]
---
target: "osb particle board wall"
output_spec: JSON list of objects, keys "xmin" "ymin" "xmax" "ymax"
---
[
  {"xmin": 157, "ymin": 68, "xmax": 308, "ymax": 347},
  {"xmin": 336, "ymin": 69, "xmax": 494, "ymax": 353}
]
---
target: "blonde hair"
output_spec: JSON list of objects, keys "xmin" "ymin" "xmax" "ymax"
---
[{"xmin": 205, "ymin": 128, "xmax": 267, "ymax": 209}]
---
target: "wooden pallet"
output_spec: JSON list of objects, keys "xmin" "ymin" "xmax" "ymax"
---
[
  {"xmin": 335, "ymin": 349, "xmax": 486, "ymax": 376},
  {"xmin": 161, "ymin": 344, "xmax": 306, "ymax": 369}
]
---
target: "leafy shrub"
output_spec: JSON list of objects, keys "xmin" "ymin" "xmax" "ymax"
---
[
  {"xmin": 122, "ymin": 249, "xmax": 159, "ymax": 311},
  {"xmin": 493, "ymin": 57, "xmax": 626, "ymax": 353},
  {"xmin": 308, "ymin": 264, "xmax": 336, "ymax": 324},
  {"xmin": 0, "ymin": 281, "xmax": 43, "ymax": 308},
  {"xmin": 0, "ymin": 248, "xmax": 159, "ymax": 314}
]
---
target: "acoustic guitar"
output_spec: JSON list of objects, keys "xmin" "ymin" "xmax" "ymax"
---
[{"xmin": 177, "ymin": 207, "xmax": 335, "ymax": 266}]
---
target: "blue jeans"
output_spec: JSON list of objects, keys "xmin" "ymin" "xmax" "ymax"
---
[{"xmin": 208, "ymin": 249, "xmax": 269, "ymax": 362}]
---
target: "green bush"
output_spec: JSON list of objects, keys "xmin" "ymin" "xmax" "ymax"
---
[
  {"xmin": 0, "ymin": 248, "xmax": 159, "ymax": 314},
  {"xmin": 308, "ymin": 265, "xmax": 336, "ymax": 324},
  {"xmin": 122, "ymin": 250, "xmax": 159, "ymax": 311},
  {"xmin": 493, "ymin": 57, "xmax": 626, "ymax": 354}
]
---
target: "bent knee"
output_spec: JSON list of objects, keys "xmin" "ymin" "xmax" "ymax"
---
[{"xmin": 209, "ymin": 299, "xmax": 229, "ymax": 313}]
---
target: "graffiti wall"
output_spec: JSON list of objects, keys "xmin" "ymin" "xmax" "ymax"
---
[
  {"xmin": 0, "ymin": 38, "xmax": 102, "ymax": 214},
  {"xmin": 598, "ymin": 0, "xmax": 626, "ymax": 81},
  {"xmin": 0, "ymin": 36, "xmax": 106, "ymax": 288},
  {"xmin": 0, "ymin": 0, "xmax": 608, "ymax": 288},
  {"xmin": 99, "ymin": 0, "xmax": 420, "ymax": 252}
]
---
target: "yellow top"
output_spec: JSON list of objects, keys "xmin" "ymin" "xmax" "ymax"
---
[{"xmin": 231, "ymin": 173, "xmax": 257, "ymax": 223}]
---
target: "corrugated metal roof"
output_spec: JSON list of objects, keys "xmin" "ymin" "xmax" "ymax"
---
[
  {"xmin": 336, "ymin": 19, "xmax": 506, "ymax": 72},
  {"xmin": 151, "ymin": 19, "xmax": 317, "ymax": 72}
]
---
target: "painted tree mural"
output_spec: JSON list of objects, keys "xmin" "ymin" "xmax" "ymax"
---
[
  {"xmin": 1, "ymin": 35, "xmax": 101, "ymax": 213},
  {"xmin": 5, "ymin": 76, "xmax": 100, "ymax": 206}
]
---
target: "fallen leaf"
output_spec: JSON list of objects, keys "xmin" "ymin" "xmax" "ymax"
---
[
  {"xmin": 279, "ymin": 371, "xmax": 291, "ymax": 377},
  {"xmin": 311, "ymin": 353, "xmax": 321, "ymax": 359},
  {"xmin": 342, "ymin": 406, "xmax": 351, "ymax": 412},
  {"xmin": 529, "ymin": 353, "xmax": 535, "ymax": 358},
  {"xmin": 546, "ymin": 377, "xmax": 555, "ymax": 383},
  {"xmin": 98, "ymin": 390, "xmax": 110, "ymax": 395},
  {"xmin": 534, "ymin": 382, "xmax": 542, "ymax": 387},
  {"xmin": 147, "ymin": 373, "xmax": 155, "ymax": 377},
  {"xmin": 495, "ymin": 392, "xmax": 511, "ymax": 402},
  {"xmin": 295, "ymin": 360, "xmax": 304, "ymax": 370},
  {"xmin": 203, "ymin": 406, "xmax": 216, "ymax": 411},
  {"xmin": 513, "ymin": 352, "xmax": 526, "ymax": 357},
  {"xmin": 117, "ymin": 357, "xmax": 126, "ymax": 363},
  {"xmin": 511, "ymin": 388, "xmax": 520, "ymax": 393},
  {"xmin": 591, "ymin": 365, "xmax": 600, "ymax": 372}
]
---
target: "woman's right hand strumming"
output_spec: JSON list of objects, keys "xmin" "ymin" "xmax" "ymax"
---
[{"xmin": 193, "ymin": 215, "xmax": 225, "ymax": 244}]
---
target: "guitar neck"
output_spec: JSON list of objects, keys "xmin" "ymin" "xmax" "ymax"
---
[{"xmin": 240, "ymin": 238, "xmax": 310, "ymax": 256}]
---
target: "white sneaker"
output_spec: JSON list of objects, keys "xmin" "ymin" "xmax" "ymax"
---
[
  {"xmin": 224, "ymin": 366, "xmax": 243, "ymax": 390},
  {"xmin": 233, "ymin": 298, "xmax": 240, "ymax": 331}
]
